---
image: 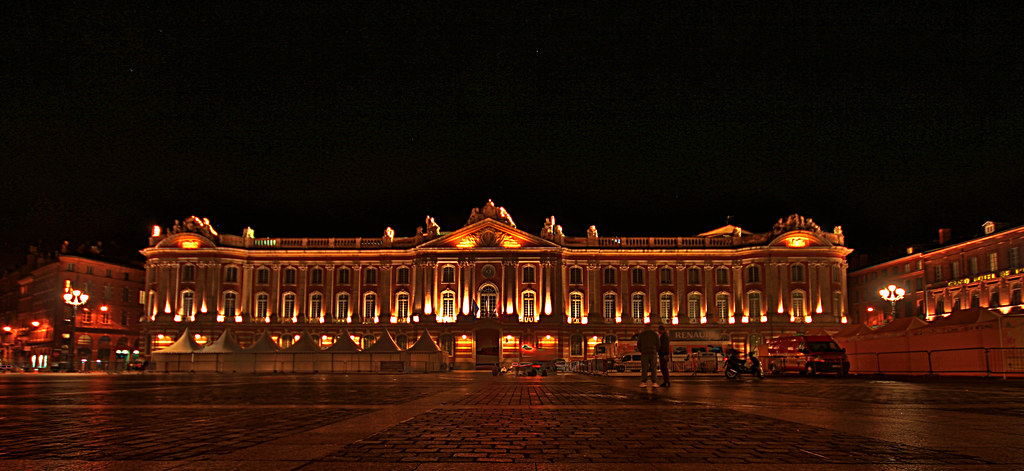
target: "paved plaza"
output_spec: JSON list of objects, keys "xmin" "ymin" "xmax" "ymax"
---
[{"xmin": 0, "ymin": 371, "xmax": 1022, "ymax": 470}]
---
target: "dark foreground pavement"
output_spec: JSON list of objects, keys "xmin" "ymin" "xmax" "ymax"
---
[{"xmin": 1, "ymin": 371, "xmax": 1022, "ymax": 470}]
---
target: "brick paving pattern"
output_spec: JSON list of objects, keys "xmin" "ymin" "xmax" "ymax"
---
[
  {"xmin": 0, "ymin": 406, "xmax": 371, "ymax": 460},
  {"xmin": 0, "ymin": 374, "xmax": 1018, "ymax": 467},
  {"xmin": 326, "ymin": 382, "xmax": 991, "ymax": 465}
]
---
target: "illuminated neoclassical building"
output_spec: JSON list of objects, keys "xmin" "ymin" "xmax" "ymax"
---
[{"xmin": 140, "ymin": 201, "xmax": 852, "ymax": 369}]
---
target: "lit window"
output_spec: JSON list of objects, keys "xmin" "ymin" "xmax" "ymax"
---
[
  {"xmin": 181, "ymin": 291, "xmax": 195, "ymax": 316},
  {"xmin": 659, "ymin": 293, "xmax": 673, "ymax": 323},
  {"xmin": 988, "ymin": 253, "xmax": 998, "ymax": 273},
  {"xmin": 441, "ymin": 291, "xmax": 456, "ymax": 322},
  {"xmin": 748, "ymin": 292, "xmax": 761, "ymax": 320},
  {"xmin": 603, "ymin": 293, "xmax": 616, "ymax": 321},
  {"xmin": 716, "ymin": 293, "xmax": 729, "ymax": 321},
  {"xmin": 336, "ymin": 293, "xmax": 349, "ymax": 320},
  {"xmin": 479, "ymin": 285, "xmax": 497, "ymax": 317},
  {"xmin": 569, "ymin": 292, "xmax": 583, "ymax": 322},
  {"xmin": 687, "ymin": 294, "xmax": 701, "ymax": 322},
  {"xmin": 282, "ymin": 293, "xmax": 296, "ymax": 318},
  {"xmin": 363, "ymin": 293, "xmax": 377, "ymax": 322},
  {"xmin": 792, "ymin": 291, "xmax": 805, "ymax": 317},
  {"xmin": 522, "ymin": 291, "xmax": 537, "ymax": 322},
  {"xmin": 224, "ymin": 292, "xmax": 237, "ymax": 317},
  {"xmin": 631, "ymin": 293, "xmax": 644, "ymax": 321},
  {"xmin": 256, "ymin": 293, "xmax": 268, "ymax": 319},
  {"xmin": 396, "ymin": 292, "xmax": 409, "ymax": 321},
  {"xmin": 310, "ymin": 293, "xmax": 323, "ymax": 317}
]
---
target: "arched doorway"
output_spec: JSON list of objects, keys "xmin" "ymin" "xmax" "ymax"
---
[{"xmin": 475, "ymin": 328, "xmax": 499, "ymax": 369}]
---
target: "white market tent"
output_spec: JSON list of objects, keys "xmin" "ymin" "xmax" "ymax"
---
[
  {"xmin": 280, "ymin": 331, "xmax": 323, "ymax": 373},
  {"xmin": 151, "ymin": 328, "xmax": 202, "ymax": 372},
  {"xmin": 404, "ymin": 329, "xmax": 448, "ymax": 372},
  {"xmin": 238, "ymin": 330, "xmax": 282, "ymax": 373},
  {"xmin": 323, "ymin": 330, "xmax": 362, "ymax": 372},
  {"xmin": 195, "ymin": 328, "xmax": 244, "ymax": 373},
  {"xmin": 363, "ymin": 330, "xmax": 403, "ymax": 372},
  {"xmin": 149, "ymin": 328, "xmax": 449, "ymax": 374}
]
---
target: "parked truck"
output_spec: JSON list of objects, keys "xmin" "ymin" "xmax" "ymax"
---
[
  {"xmin": 593, "ymin": 341, "xmax": 638, "ymax": 372},
  {"xmin": 758, "ymin": 334, "xmax": 850, "ymax": 376}
]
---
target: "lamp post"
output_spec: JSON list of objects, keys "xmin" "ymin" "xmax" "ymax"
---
[
  {"xmin": 878, "ymin": 284, "xmax": 905, "ymax": 321},
  {"xmin": 63, "ymin": 288, "xmax": 88, "ymax": 372}
]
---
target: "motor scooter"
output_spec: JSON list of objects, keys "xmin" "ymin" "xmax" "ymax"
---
[{"xmin": 724, "ymin": 353, "xmax": 765, "ymax": 380}]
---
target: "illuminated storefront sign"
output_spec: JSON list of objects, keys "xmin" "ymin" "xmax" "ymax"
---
[{"xmin": 947, "ymin": 267, "xmax": 1024, "ymax": 287}]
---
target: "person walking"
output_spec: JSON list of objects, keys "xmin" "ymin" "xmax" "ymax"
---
[
  {"xmin": 657, "ymin": 325, "xmax": 671, "ymax": 387},
  {"xmin": 636, "ymin": 324, "xmax": 660, "ymax": 387}
]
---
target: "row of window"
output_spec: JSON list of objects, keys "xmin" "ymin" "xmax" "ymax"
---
[
  {"xmin": 75, "ymin": 308, "xmax": 132, "ymax": 326},
  {"xmin": 65, "ymin": 263, "xmax": 134, "ymax": 280},
  {"xmin": 62, "ymin": 280, "xmax": 137, "ymax": 303},
  {"xmin": 933, "ymin": 249, "xmax": 1021, "ymax": 282},
  {"xmin": 165, "ymin": 288, "xmax": 843, "ymax": 324},
  {"xmin": 172, "ymin": 263, "xmax": 840, "ymax": 287},
  {"xmin": 858, "ymin": 247, "xmax": 1021, "ymax": 285}
]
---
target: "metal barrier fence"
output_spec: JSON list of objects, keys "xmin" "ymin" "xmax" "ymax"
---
[{"xmin": 848, "ymin": 347, "xmax": 1024, "ymax": 377}]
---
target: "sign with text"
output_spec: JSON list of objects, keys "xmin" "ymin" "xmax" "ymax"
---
[{"xmin": 669, "ymin": 329, "xmax": 728, "ymax": 342}]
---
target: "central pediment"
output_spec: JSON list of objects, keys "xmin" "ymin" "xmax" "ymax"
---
[{"xmin": 419, "ymin": 219, "xmax": 558, "ymax": 249}]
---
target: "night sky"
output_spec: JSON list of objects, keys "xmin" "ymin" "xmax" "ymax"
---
[{"xmin": 2, "ymin": 3, "xmax": 1022, "ymax": 267}]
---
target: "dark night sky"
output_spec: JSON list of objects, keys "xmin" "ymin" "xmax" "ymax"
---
[{"xmin": 2, "ymin": 3, "xmax": 1023, "ymax": 267}]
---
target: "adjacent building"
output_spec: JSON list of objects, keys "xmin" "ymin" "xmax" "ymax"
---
[
  {"xmin": 848, "ymin": 222, "xmax": 1024, "ymax": 326},
  {"xmin": 140, "ymin": 201, "xmax": 852, "ymax": 369},
  {"xmin": 0, "ymin": 246, "xmax": 146, "ymax": 371}
]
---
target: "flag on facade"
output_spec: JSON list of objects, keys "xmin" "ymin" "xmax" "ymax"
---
[{"xmin": 471, "ymin": 299, "xmax": 479, "ymax": 318}]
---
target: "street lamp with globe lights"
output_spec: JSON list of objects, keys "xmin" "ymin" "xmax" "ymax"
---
[
  {"xmin": 879, "ymin": 284, "xmax": 905, "ymax": 321},
  {"xmin": 62, "ymin": 288, "xmax": 88, "ymax": 371}
]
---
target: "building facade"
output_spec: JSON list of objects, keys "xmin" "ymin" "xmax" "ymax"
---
[
  {"xmin": 0, "ymin": 251, "xmax": 145, "ymax": 371},
  {"xmin": 848, "ymin": 222, "xmax": 1024, "ymax": 326},
  {"xmin": 140, "ymin": 202, "xmax": 852, "ymax": 369}
]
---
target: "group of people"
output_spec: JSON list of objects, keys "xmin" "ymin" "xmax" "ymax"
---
[{"xmin": 636, "ymin": 324, "xmax": 672, "ymax": 387}]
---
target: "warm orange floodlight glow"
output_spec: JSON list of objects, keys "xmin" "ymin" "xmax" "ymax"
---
[
  {"xmin": 456, "ymin": 237, "xmax": 476, "ymax": 249},
  {"xmin": 785, "ymin": 237, "xmax": 808, "ymax": 248},
  {"xmin": 179, "ymin": 238, "xmax": 201, "ymax": 249},
  {"xmin": 501, "ymin": 238, "xmax": 521, "ymax": 248}
]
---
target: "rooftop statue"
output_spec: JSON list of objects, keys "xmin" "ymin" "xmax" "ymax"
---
[
  {"xmin": 772, "ymin": 214, "xmax": 820, "ymax": 234},
  {"xmin": 464, "ymin": 199, "xmax": 516, "ymax": 227},
  {"xmin": 425, "ymin": 216, "xmax": 441, "ymax": 238},
  {"xmin": 171, "ymin": 216, "xmax": 219, "ymax": 239}
]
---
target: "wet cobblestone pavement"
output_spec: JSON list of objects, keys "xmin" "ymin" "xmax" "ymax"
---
[{"xmin": 0, "ymin": 372, "xmax": 1022, "ymax": 470}]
